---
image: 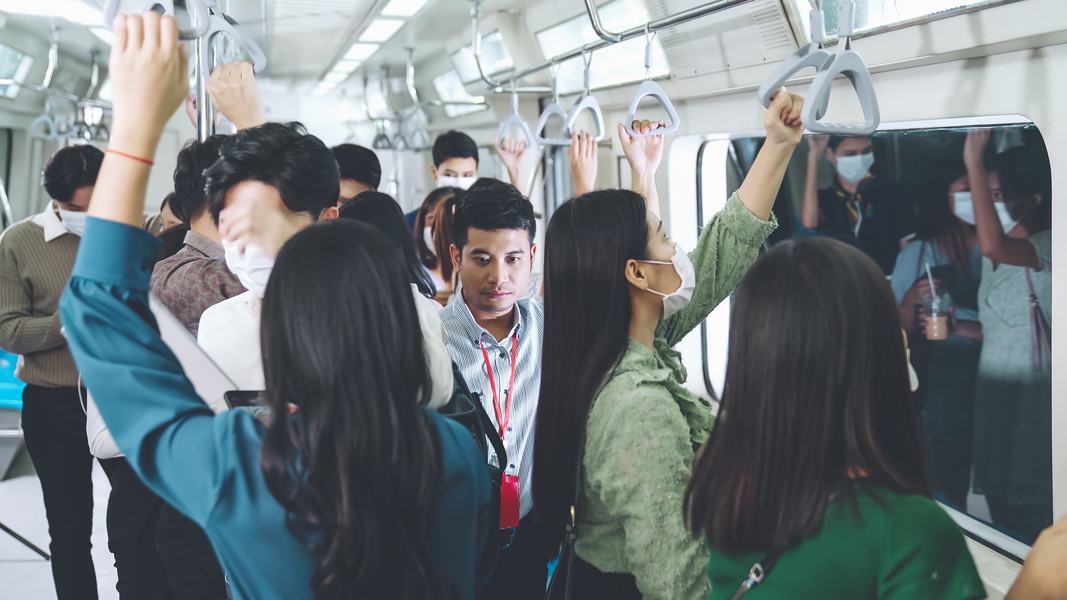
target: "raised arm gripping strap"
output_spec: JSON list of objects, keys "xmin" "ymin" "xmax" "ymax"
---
[
  {"xmin": 801, "ymin": 48, "xmax": 880, "ymax": 135},
  {"xmin": 497, "ymin": 92, "xmax": 536, "ymax": 150},
  {"xmin": 624, "ymin": 80, "xmax": 680, "ymax": 137},
  {"xmin": 200, "ymin": 12, "xmax": 268, "ymax": 78},
  {"xmin": 756, "ymin": 43, "xmax": 833, "ymax": 108},
  {"xmin": 565, "ymin": 94, "xmax": 606, "ymax": 142},
  {"xmin": 103, "ymin": 0, "xmax": 210, "ymax": 40}
]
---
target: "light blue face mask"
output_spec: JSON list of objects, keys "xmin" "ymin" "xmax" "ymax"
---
[
  {"xmin": 954, "ymin": 191, "xmax": 1018, "ymax": 231},
  {"xmin": 57, "ymin": 207, "xmax": 88, "ymax": 236},
  {"xmin": 834, "ymin": 152, "xmax": 874, "ymax": 184}
]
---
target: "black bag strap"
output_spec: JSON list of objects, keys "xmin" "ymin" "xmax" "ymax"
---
[{"xmin": 730, "ymin": 548, "xmax": 784, "ymax": 600}]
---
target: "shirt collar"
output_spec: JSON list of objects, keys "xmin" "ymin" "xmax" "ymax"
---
[
  {"xmin": 453, "ymin": 287, "xmax": 523, "ymax": 348},
  {"xmin": 31, "ymin": 203, "xmax": 72, "ymax": 243},
  {"xmin": 184, "ymin": 230, "xmax": 225, "ymax": 260}
]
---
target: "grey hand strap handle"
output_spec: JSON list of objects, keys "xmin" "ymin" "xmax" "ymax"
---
[
  {"xmin": 624, "ymin": 29, "xmax": 679, "ymax": 137},
  {"xmin": 535, "ymin": 66, "xmax": 572, "ymax": 146},
  {"xmin": 497, "ymin": 88, "xmax": 535, "ymax": 149},
  {"xmin": 565, "ymin": 52, "xmax": 605, "ymax": 142},
  {"xmin": 200, "ymin": 11, "xmax": 268, "ymax": 78},
  {"xmin": 756, "ymin": 43, "xmax": 833, "ymax": 108},
  {"xmin": 103, "ymin": 0, "xmax": 210, "ymax": 41}
]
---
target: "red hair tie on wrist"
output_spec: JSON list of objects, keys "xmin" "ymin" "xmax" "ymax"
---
[{"xmin": 106, "ymin": 149, "xmax": 154, "ymax": 166}]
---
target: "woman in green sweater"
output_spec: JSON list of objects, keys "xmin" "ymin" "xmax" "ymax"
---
[
  {"xmin": 533, "ymin": 89, "xmax": 803, "ymax": 599},
  {"xmin": 684, "ymin": 238, "xmax": 985, "ymax": 599}
]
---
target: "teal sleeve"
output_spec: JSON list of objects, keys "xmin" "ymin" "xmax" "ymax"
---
[
  {"xmin": 59, "ymin": 216, "xmax": 262, "ymax": 525},
  {"xmin": 879, "ymin": 497, "xmax": 987, "ymax": 600},
  {"xmin": 658, "ymin": 192, "xmax": 777, "ymax": 347}
]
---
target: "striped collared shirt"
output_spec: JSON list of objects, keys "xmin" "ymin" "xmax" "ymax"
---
[{"xmin": 439, "ymin": 292, "xmax": 543, "ymax": 519}]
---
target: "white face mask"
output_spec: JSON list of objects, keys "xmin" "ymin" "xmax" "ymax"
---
[
  {"xmin": 57, "ymin": 208, "xmax": 87, "ymax": 236},
  {"xmin": 834, "ymin": 153, "xmax": 875, "ymax": 184},
  {"xmin": 994, "ymin": 202, "xmax": 1017, "ymax": 233},
  {"xmin": 952, "ymin": 192, "xmax": 974, "ymax": 225},
  {"xmin": 222, "ymin": 239, "xmax": 275, "ymax": 298},
  {"xmin": 638, "ymin": 242, "xmax": 696, "ymax": 321},
  {"xmin": 436, "ymin": 175, "xmax": 477, "ymax": 190},
  {"xmin": 906, "ymin": 346, "xmax": 920, "ymax": 393},
  {"xmin": 422, "ymin": 226, "xmax": 436, "ymax": 256}
]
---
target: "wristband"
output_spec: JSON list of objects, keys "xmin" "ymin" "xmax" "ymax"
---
[{"xmin": 106, "ymin": 149, "xmax": 154, "ymax": 165}]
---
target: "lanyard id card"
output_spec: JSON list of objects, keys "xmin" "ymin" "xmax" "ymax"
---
[
  {"xmin": 500, "ymin": 474, "xmax": 520, "ymax": 529},
  {"xmin": 481, "ymin": 339, "xmax": 522, "ymax": 530}
]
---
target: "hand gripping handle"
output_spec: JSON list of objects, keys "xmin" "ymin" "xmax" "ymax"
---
[
  {"xmin": 624, "ymin": 80, "xmax": 680, "ymax": 137},
  {"xmin": 756, "ymin": 43, "xmax": 833, "ymax": 108},
  {"xmin": 565, "ymin": 93, "xmax": 605, "ymax": 142},
  {"xmin": 200, "ymin": 12, "xmax": 268, "ymax": 79},
  {"xmin": 103, "ymin": 0, "xmax": 210, "ymax": 41}
]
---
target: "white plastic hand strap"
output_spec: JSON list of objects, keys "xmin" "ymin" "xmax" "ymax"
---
[
  {"xmin": 201, "ymin": 12, "xmax": 268, "ymax": 78},
  {"xmin": 498, "ymin": 89, "xmax": 535, "ymax": 150},
  {"xmin": 625, "ymin": 28, "xmax": 679, "ymax": 137},
  {"xmin": 535, "ymin": 65, "xmax": 571, "ymax": 146},
  {"xmin": 565, "ymin": 53, "xmax": 605, "ymax": 142},
  {"xmin": 103, "ymin": 0, "xmax": 210, "ymax": 40},
  {"xmin": 372, "ymin": 122, "xmax": 393, "ymax": 150},
  {"xmin": 756, "ymin": 43, "xmax": 832, "ymax": 108}
]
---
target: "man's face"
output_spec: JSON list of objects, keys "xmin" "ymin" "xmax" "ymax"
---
[
  {"xmin": 825, "ymin": 137, "xmax": 873, "ymax": 166},
  {"xmin": 432, "ymin": 157, "xmax": 478, "ymax": 181},
  {"xmin": 450, "ymin": 227, "xmax": 535, "ymax": 317},
  {"xmin": 224, "ymin": 180, "xmax": 316, "ymax": 228},
  {"xmin": 57, "ymin": 185, "xmax": 93, "ymax": 212},
  {"xmin": 337, "ymin": 179, "xmax": 374, "ymax": 206}
]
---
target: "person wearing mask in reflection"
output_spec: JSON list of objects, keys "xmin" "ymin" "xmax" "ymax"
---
[
  {"xmin": 685, "ymin": 237, "xmax": 985, "ymax": 600},
  {"xmin": 331, "ymin": 143, "xmax": 381, "ymax": 206},
  {"xmin": 197, "ymin": 123, "xmax": 339, "ymax": 391},
  {"xmin": 416, "ymin": 186, "xmax": 462, "ymax": 296},
  {"xmin": 964, "ymin": 130, "xmax": 1052, "ymax": 544},
  {"xmin": 0, "ymin": 145, "xmax": 171, "ymax": 599},
  {"xmin": 801, "ymin": 135, "xmax": 914, "ymax": 274},
  {"xmin": 404, "ymin": 130, "xmax": 480, "ymax": 229},
  {"xmin": 890, "ymin": 159, "xmax": 983, "ymax": 510},
  {"xmin": 533, "ymin": 93, "xmax": 801, "ymax": 599}
]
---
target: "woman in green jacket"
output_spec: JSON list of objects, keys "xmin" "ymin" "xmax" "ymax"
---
[
  {"xmin": 533, "ymin": 89, "xmax": 803, "ymax": 599},
  {"xmin": 684, "ymin": 237, "xmax": 985, "ymax": 599}
]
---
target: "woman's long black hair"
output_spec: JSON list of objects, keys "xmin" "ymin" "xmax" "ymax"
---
[
  {"xmin": 913, "ymin": 159, "xmax": 973, "ymax": 272},
  {"xmin": 339, "ymin": 191, "xmax": 437, "ymax": 298},
  {"xmin": 684, "ymin": 237, "xmax": 930, "ymax": 554},
  {"xmin": 259, "ymin": 219, "xmax": 453, "ymax": 599},
  {"xmin": 533, "ymin": 189, "xmax": 650, "ymax": 552}
]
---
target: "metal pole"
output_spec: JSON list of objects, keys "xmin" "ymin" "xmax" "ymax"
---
[{"xmin": 195, "ymin": 35, "xmax": 214, "ymax": 141}]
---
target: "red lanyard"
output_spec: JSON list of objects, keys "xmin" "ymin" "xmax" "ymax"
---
[{"xmin": 480, "ymin": 338, "xmax": 519, "ymax": 442}]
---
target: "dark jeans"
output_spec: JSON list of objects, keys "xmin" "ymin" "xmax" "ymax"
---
[
  {"xmin": 478, "ymin": 512, "xmax": 549, "ymax": 600},
  {"xmin": 21, "ymin": 384, "xmax": 97, "ymax": 600},
  {"xmin": 156, "ymin": 503, "xmax": 228, "ymax": 600},
  {"xmin": 99, "ymin": 458, "xmax": 174, "ymax": 599}
]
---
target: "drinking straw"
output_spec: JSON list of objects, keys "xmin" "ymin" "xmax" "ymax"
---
[{"xmin": 925, "ymin": 263, "xmax": 939, "ymax": 311}]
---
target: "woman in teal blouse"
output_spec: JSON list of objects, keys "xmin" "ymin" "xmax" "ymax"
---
[
  {"xmin": 58, "ymin": 15, "xmax": 489, "ymax": 600},
  {"xmin": 684, "ymin": 237, "xmax": 985, "ymax": 599},
  {"xmin": 533, "ymin": 90, "xmax": 804, "ymax": 599}
]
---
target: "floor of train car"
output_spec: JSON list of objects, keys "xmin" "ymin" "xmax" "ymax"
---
[{"xmin": 0, "ymin": 449, "xmax": 118, "ymax": 600}]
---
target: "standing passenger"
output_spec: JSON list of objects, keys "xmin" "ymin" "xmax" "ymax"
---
[
  {"xmin": 533, "ymin": 91, "xmax": 801, "ymax": 599},
  {"xmin": 438, "ymin": 179, "xmax": 546, "ymax": 598},
  {"xmin": 332, "ymin": 143, "xmax": 381, "ymax": 205},
  {"xmin": 60, "ymin": 15, "xmax": 490, "ymax": 599},
  {"xmin": 800, "ymin": 135, "xmax": 914, "ymax": 274},
  {"xmin": 684, "ymin": 237, "xmax": 985, "ymax": 599},
  {"xmin": 415, "ymin": 186, "xmax": 461, "ymax": 299}
]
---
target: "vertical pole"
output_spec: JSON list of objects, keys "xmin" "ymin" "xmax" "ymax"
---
[{"xmin": 195, "ymin": 36, "xmax": 214, "ymax": 142}]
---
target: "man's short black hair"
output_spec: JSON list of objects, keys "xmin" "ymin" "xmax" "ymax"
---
[
  {"xmin": 41, "ymin": 144, "xmax": 103, "ymax": 205},
  {"xmin": 172, "ymin": 134, "xmax": 228, "ymax": 222},
  {"xmin": 331, "ymin": 144, "xmax": 381, "ymax": 189},
  {"xmin": 432, "ymin": 130, "xmax": 478, "ymax": 168},
  {"xmin": 452, "ymin": 179, "xmax": 535, "ymax": 250},
  {"xmin": 205, "ymin": 123, "xmax": 339, "ymax": 224}
]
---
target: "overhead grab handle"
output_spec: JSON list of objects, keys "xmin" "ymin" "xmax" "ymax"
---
[
  {"xmin": 497, "ymin": 86, "xmax": 535, "ymax": 150},
  {"xmin": 534, "ymin": 64, "xmax": 572, "ymax": 146},
  {"xmin": 756, "ymin": 43, "xmax": 832, "ymax": 108},
  {"xmin": 624, "ymin": 28, "xmax": 680, "ymax": 137},
  {"xmin": 565, "ymin": 51, "xmax": 605, "ymax": 142},
  {"xmin": 372, "ymin": 121, "xmax": 393, "ymax": 150},
  {"xmin": 802, "ymin": 1, "xmax": 879, "ymax": 134},
  {"xmin": 103, "ymin": 0, "xmax": 210, "ymax": 40},
  {"xmin": 200, "ymin": 11, "xmax": 268, "ymax": 79}
]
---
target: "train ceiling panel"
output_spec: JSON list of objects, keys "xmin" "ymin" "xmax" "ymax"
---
[{"xmin": 265, "ymin": 0, "xmax": 376, "ymax": 81}]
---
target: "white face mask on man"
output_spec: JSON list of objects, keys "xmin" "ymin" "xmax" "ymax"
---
[
  {"xmin": 422, "ymin": 227, "xmax": 436, "ymax": 256},
  {"xmin": 57, "ymin": 207, "xmax": 88, "ymax": 236},
  {"xmin": 953, "ymin": 191, "xmax": 1018, "ymax": 232},
  {"xmin": 436, "ymin": 175, "xmax": 477, "ymax": 190},
  {"xmin": 222, "ymin": 239, "xmax": 275, "ymax": 298},
  {"xmin": 637, "ymin": 242, "xmax": 696, "ymax": 321},
  {"xmin": 834, "ymin": 153, "xmax": 875, "ymax": 184}
]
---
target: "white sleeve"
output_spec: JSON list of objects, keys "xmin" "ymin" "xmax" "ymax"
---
[
  {"xmin": 412, "ymin": 285, "xmax": 453, "ymax": 410},
  {"xmin": 85, "ymin": 390, "xmax": 124, "ymax": 459}
]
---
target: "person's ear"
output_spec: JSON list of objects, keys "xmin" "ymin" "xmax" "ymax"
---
[
  {"xmin": 449, "ymin": 243, "xmax": 461, "ymax": 273},
  {"xmin": 430, "ymin": 164, "xmax": 438, "ymax": 180},
  {"xmin": 319, "ymin": 206, "xmax": 339, "ymax": 221},
  {"xmin": 529, "ymin": 243, "xmax": 537, "ymax": 270},
  {"xmin": 624, "ymin": 259, "xmax": 648, "ymax": 291}
]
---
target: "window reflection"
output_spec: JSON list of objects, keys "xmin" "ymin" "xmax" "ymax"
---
[{"xmin": 724, "ymin": 123, "xmax": 1052, "ymax": 545}]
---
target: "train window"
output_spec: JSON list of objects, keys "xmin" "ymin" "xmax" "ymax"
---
[
  {"xmin": 534, "ymin": 0, "xmax": 670, "ymax": 95},
  {"xmin": 451, "ymin": 31, "xmax": 515, "ymax": 84},
  {"xmin": 432, "ymin": 70, "xmax": 488, "ymax": 118},
  {"xmin": 787, "ymin": 0, "xmax": 1015, "ymax": 39},
  {"xmin": 699, "ymin": 120, "xmax": 1053, "ymax": 555},
  {"xmin": 0, "ymin": 44, "xmax": 33, "ymax": 100}
]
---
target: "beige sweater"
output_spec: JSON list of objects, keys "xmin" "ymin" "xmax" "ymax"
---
[{"xmin": 0, "ymin": 208, "xmax": 80, "ymax": 387}]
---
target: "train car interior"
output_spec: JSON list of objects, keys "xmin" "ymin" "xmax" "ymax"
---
[{"xmin": 0, "ymin": 0, "xmax": 1062, "ymax": 598}]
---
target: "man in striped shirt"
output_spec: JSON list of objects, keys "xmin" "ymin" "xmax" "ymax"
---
[{"xmin": 439, "ymin": 180, "xmax": 546, "ymax": 599}]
